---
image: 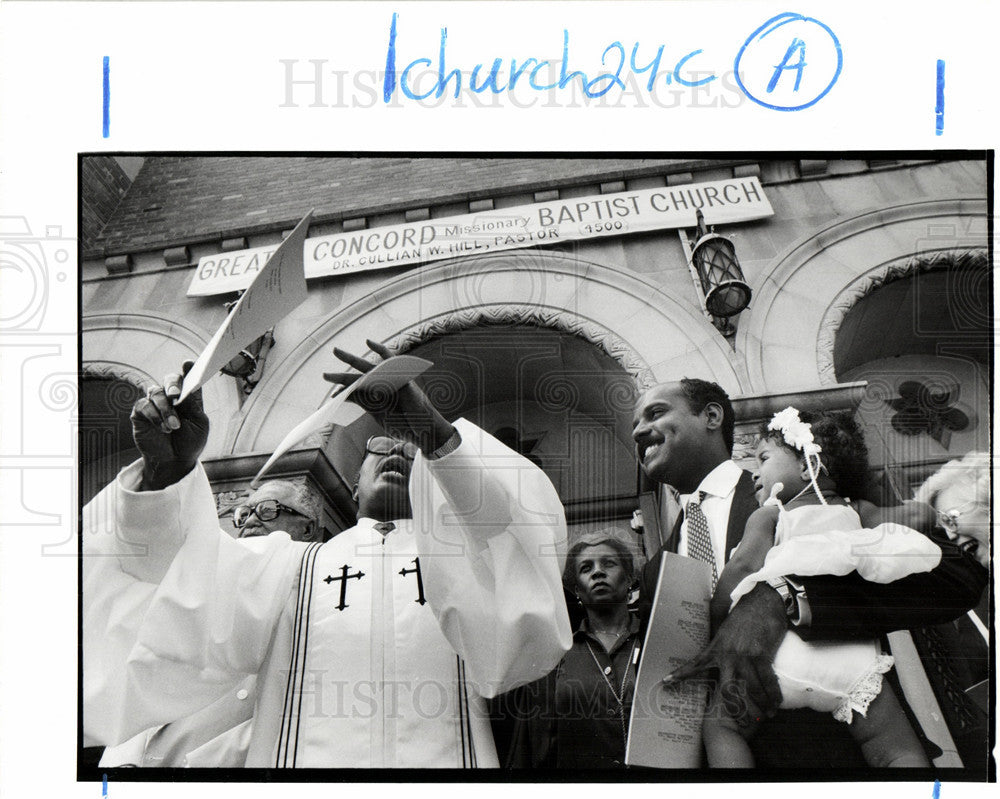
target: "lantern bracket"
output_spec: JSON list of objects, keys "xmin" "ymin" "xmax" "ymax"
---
[{"xmin": 678, "ymin": 210, "xmax": 752, "ymax": 341}]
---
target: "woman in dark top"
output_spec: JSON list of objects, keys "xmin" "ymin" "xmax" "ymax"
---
[{"xmin": 507, "ymin": 529, "xmax": 643, "ymax": 769}]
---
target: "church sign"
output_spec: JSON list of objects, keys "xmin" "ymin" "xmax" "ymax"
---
[{"xmin": 188, "ymin": 176, "xmax": 772, "ymax": 297}]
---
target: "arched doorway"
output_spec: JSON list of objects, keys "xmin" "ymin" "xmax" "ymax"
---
[
  {"xmin": 323, "ymin": 325, "xmax": 640, "ymax": 532},
  {"xmin": 410, "ymin": 325, "xmax": 639, "ymax": 521},
  {"xmin": 79, "ymin": 374, "xmax": 144, "ymax": 504},
  {"xmin": 740, "ymin": 198, "xmax": 987, "ymax": 393}
]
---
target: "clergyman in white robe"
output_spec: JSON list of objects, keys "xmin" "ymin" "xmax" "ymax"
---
[{"xmin": 84, "ymin": 419, "xmax": 572, "ymax": 767}]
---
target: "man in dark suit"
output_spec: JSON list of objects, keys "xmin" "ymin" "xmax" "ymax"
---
[{"xmin": 631, "ymin": 378, "xmax": 988, "ymax": 769}]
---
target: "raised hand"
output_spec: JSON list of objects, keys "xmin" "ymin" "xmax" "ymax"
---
[
  {"xmin": 664, "ymin": 583, "xmax": 786, "ymax": 724},
  {"xmin": 131, "ymin": 361, "xmax": 210, "ymax": 491},
  {"xmin": 323, "ymin": 339, "xmax": 455, "ymax": 455}
]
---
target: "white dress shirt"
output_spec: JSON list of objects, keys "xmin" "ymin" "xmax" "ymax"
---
[{"xmin": 677, "ymin": 459, "xmax": 744, "ymax": 571}]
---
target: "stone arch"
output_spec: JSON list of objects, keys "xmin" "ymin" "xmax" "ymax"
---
[
  {"xmin": 231, "ymin": 251, "xmax": 744, "ymax": 453},
  {"xmin": 738, "ymin": 198, "xmax": 987, "ymax": 394},
  {"xmin": 82, "ymin": 312, "xmax": 237, "ymax": 457},
  {"xmin": 82, "ymin": 360, "xmax": 154, "ymax": 389},
  {"xmin": 389, "ymin": 304, "xmax": 650, "ymax": 381},
  {"xmin": 816, "ymin": 248, "xmax": 988, "ymax": 385}
]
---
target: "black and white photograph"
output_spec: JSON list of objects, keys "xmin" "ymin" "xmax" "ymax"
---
[
  {"xmin": 2, "ymin": 2, "xmax": 998, "ymax": 797},
  {"xmin": 78, "ymin": 154, "xmax": 992, "ymax": 779}
]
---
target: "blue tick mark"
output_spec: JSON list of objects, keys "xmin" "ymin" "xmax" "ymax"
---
[
  {"xmin": 102, "ymin": 773, "xmax": 108, "ymax": 797},
  {"xmin": 935, "ymin": 60, "xmax": 945, "ymax": 136},
  {"xmin": 102, "ymin": 56, "xmax": 110, "ymax": 138},
  {"xmin": 932, "ymin": 780, "xmax": 941, "ymax": 799},
  {"xmin": 383, "ymin": 14, "xmax": 397, "ymax": 103}
]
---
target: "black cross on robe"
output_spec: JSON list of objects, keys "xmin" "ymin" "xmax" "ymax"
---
[
  {"xmin": 323, "ymin": 564, "xmax": 365, "ymax": 611},
  {"xmin": 399, "ymin": 557, "xmax": 427, "ymax": 605}
]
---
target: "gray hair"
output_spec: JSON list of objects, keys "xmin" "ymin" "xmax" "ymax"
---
[
  {"xmin": 250, "ymin": 479, "xmax": 319, "ymax": 522},
  {"xmin": 914, "ymin": 451, "xmax": 990, "ymax": 508}
]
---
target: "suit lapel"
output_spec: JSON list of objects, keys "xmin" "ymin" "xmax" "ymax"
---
[
  {"xmin": 724, "ymin": 470, "xmax": 758, "ymax": 562},
  {"xmin": 664, "ymin": 511, "xmax": 683, "ymax": 554},
  {"xmin": 639, "ymin": 508, "xmax": 681, "ymax": 615}
]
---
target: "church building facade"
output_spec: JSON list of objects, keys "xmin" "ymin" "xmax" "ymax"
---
[{"xmin": 80, "ymin": 155, "xmax": 990, "ymax": 548}]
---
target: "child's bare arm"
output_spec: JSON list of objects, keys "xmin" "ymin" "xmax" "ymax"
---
[
  {"xmin": 857, "ymin": 498, "xmax": 936, "ymax": 533},
  {"xmin": 711, "ymin": 505, "xmax": 780, "ymax": 630}
]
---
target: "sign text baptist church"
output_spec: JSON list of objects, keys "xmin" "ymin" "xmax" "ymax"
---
[{"xmin": 188, "ymin": 177, "xmax": 772, "ymax": 296}]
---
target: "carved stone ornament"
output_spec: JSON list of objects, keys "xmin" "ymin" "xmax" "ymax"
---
[
  {"xmin": 82, "ymin": 362, "xmax": 155, "ymax": 391},
  {"xmin": 386, "ymin": 304, "xmax": 655, "ymax": 388},
  {"xmin": 215, "ymin": 488, "xmax": 251, "ymax": 516}
]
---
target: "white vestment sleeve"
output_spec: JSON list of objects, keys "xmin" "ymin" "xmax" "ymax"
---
[
  {"xmin": 410, "ymin": 419, "xmax": 572, "ymax": 698},
  {"xmin": 729, "ymin": 523, "xmax": 943, "ymax": 609},
  {"xmin": 83, "ymin": 460, "xmax": 301, "ymax": 747}
]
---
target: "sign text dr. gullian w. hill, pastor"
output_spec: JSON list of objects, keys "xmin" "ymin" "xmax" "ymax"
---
[
  {"xmin": 281, "ymin": 12, "xmax": 842, "ymax": 111},
  {"xmin": 190, "ymin": 176, "xmax": 772, "ymax": 296}
]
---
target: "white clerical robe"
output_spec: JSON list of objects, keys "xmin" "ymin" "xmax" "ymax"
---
[
  {"xmin": 99, "ymin": 676, "xmax": 256, "ymax": 767},
  {"xmin": 84, "ymin": 420, "xmax": 572, "ymax": 767}
]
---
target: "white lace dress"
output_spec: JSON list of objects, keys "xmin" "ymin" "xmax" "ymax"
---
[{"xmin": 729, "ymin": 503, "xmax": 942, "ymax": 723}]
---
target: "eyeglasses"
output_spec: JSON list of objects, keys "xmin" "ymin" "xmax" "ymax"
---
[
  {"xmin": 365, "ymin": 436, "xmax": 418, "ymax": 459},
  {"xmin": 936, "ymin": 499, "xmax": 984, "ymax": 537},
  {"xmin": 233, "ymin": 500, "xmax": 304, "ymax": 528}
]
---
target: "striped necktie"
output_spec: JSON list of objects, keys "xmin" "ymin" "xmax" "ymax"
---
[{"xmin": 686, "ymin": 491, "xmax": 718, "ymax": 593}]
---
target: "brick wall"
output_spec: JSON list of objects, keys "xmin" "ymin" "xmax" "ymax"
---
[
  {"xmin": 87, "ymin": 156, "xmax": 747, "ymax": 256},
  {"xmin": 81, "ymin": 156, "xmax": 132, "ymax": 250}
]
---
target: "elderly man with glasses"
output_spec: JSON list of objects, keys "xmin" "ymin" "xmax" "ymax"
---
[
  {"xmin": 84, "ymin": 341, "xmax": 572, "ymax": 769},
  {"xmin": 231, "ymin": 480, "xmax": 321, "ymax": 542}
]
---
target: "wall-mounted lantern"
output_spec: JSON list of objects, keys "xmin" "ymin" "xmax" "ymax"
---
[{"xmin": 680, "ymin": 209, "xmax": 753, "ymax": 338}]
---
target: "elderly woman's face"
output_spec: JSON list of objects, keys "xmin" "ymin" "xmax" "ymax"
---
[
  {"xmin": 935, "ymin": 480, "xmax": 990, "ymax": 568},
  {"xmin": 573, "ymin": 543, "xmax": 631, "ymax": 606}
]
